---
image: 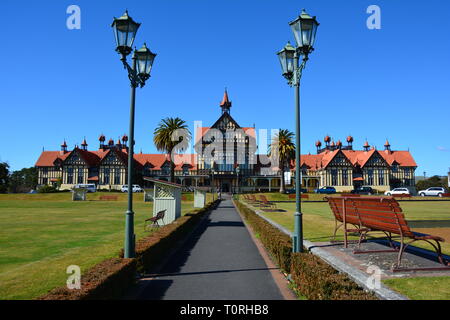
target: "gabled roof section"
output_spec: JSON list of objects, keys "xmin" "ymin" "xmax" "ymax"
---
[
  {"xmin": 379, "ymin": 150, "xmax": 417, "ymax": 167},
  {"xmin": 98, "ymin": 148, "xmax": 129, "ymax": 167},
  {"xmin": 210, "ymin": 111, "xmax": 241, "ymax": 130},
  {"xmin": 61, "ymin": 148, "xmax": 98, "ymax": 167},
  {"xmin": 35, "ymin": 151, "xmax": 71, "ymax": 167},
  {"xmin": 358, "ymin": 149, "xmax": 389, "ymax": 168}
]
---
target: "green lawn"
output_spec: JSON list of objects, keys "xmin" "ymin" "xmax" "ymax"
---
[
  {"xmin": 383, "ymin": 277, "xmax": 450, "ymax": 300},
  {"xmin": 238, "ymin": 193, "xmax": 450, "ymax": 300},
  {"xmin": 0, "ymin": 192, "xmax": 212, "ymax": 299}
]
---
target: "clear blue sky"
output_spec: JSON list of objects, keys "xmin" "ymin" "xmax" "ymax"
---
[{"xmin": 1, "ymin": 0, "xmax": 450, "ymax": 176}]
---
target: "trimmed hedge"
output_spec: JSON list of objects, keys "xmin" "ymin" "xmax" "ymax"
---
[
  {"xmin": 38, "ymin": 200, "xmax": 220, "ymax": 300},
  {"xmin": 38, "ymin": 258, "xmax": 136, "ymax": 300},
  {"xmin": 234, "ymin": 200, "xmax": 376, "ymax": 300}
]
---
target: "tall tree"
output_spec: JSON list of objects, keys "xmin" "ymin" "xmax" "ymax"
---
[
  {"xmin": 153, "ymin": 117, "xmax": 191, "ymax": 182},
  {"xmin": 8, "ymin": 167, "xmax": 38, "ymax": 193},
  {"xmin": 0, "ymin": 162, "xmax": 9, "ymax": 193},
  {"xmin": 268, "ymin": 129, "xmax": 295, "ymax": 194}
]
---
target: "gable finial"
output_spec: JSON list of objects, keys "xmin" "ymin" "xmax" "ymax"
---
[{"xmin": 220, "ymin": 88, "xmax": 231, "ymax": 114}]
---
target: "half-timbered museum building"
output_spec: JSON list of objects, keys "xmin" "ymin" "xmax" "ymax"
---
[{"xmin": 35, "ymin": 91, "xmax": 417, "ymax": 192}]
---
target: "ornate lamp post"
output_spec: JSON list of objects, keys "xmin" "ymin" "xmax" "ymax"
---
[
  {"xmin": 277, "ymin": 9, "xmax": 319, "ymax": 253},
  {"xmin": 112, "ymin": 10, "xmax": 157, "ymax": 258}
]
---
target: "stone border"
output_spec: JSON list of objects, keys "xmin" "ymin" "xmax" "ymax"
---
[{"xmin": 238, "ymin": 200, "xmax": 408, "ymax": 300}]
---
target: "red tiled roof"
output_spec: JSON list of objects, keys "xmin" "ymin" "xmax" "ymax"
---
[
  {"xmin": 134, "ymin": 153, "xmax": 197, "ymax": 170},
  {"xmin": 379, "ymin": 150, "xmax": 417, "ymax": 167},
  {"xmin": 289, "ymin": 149, "xmax": 417, "ymax": 170},
  {"xmin": 35, "ymin": 151, "xmax": 70, "ymax": 167}
]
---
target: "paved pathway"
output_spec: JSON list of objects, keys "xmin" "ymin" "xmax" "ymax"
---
[{"xmin": 136, "ymin": 196, "xmax": 284, "ymax": 300}]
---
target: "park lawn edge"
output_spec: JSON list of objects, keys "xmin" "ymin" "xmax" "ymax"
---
[{"xmin": 37, "ymin": 199, "xmax": 220, "ymax": 300}]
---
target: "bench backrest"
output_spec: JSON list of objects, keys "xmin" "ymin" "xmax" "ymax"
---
[
  {"xmin": 156, "ymin": 210, "xmax": 166, "ymax": 219},
  {"xmin": 326, "ymin": 196, "xmax": 413, "ymax": 237},
  {"xmin": 259, "ymin": 195, "xmax": 269, "ymax": 203}
]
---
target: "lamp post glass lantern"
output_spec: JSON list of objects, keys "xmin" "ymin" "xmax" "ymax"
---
[
  {"xmin": 135, "ymin": 43, "xmax": 156, "ymax": 81},
  {"xmin": 277, "ymin": 9, "xmax": 318, "ymax": 253},
  {"xmin": 289, "ymin": 9, "xmax": 319, "ymax": 56},
  {"xmin": 112, "ymin": 10, "xmax": 156, "ymax": 259},
  {"xmin": 277, "ymin": 42, "xmax": 296, "ymax": 81},
  {"xmin": 111, "ymin": 10, "xmax": 141, "ymax": 57}
]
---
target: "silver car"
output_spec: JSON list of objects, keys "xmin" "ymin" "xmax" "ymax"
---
[
  {"xmin": 384, "ymin": 188, "xmax": 410, "ymax": 196},
  {"xmin": 418, "ymin": 187, "xmax": 446, "ymax": 197}
]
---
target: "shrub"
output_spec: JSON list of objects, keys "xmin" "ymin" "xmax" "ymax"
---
[{"xmin": 38, "ymin": 185, "xmax": 58, "ymax": 193}]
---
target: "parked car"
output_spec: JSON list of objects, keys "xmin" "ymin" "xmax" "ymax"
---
[
  {"xmin": 121, "ymin": 184, "xmax": 143, "ymax": 193},
  {"xmin": 314, "ymin": 186, "xmax": 336, "ymax": 194},
  {"xmin": 384, "ymin": 188, "xmax": 410, "ymax": 196},
  {"xmin": 73, "ymin": 184, "xmax": 96, "ymax": 193},
  {"xmin": 351, "ymin": 186, "xmax": 374, "ymax": 195},
  {"xmin": 417, "ymin": 187, "xmax": 446, "ymax": 197}
]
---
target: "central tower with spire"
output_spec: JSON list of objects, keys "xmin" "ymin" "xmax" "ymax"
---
[{"xmin": 220, "ymin": 88, "xmax": 232, "ymax": 114}]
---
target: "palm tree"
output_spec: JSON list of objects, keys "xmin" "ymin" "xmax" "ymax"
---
[
  {"xmin": 153, "ymin": 117, "xmax": 191, "ymax": 182},
  {"xmin": 268, "ymin": 129, "xmax": 295, "ymax": 194}
]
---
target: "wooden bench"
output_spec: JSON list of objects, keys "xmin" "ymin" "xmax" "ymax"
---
[
  {"xmin": 288, "ymin": 194, "xmax": 309, "ymax": 199},
  {"xmin": 392, "ymin": 194, "xmax": 412, "ymax": 199},
  {"xmin": 144, "ymin": 209, "xmax": 166, "ymax": 230},
  {"xmin": 245, "ymin": 194, "xmax": 260, "ymax": 205},
  {"xmin": 99, "ymin": 195, "xmax": 118, "ymax": 201},
  {"xmin": 326, "ymin": 196, "xmax": 449, "ymax": 271},
  {"xmin": 258, "ymin": 195, "xmax": 277, "ymax": 210}
]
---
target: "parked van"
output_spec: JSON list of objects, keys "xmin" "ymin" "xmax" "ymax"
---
[{"xmin": 73, "ymin": 184, "xmax": 97, "ymax": 193}]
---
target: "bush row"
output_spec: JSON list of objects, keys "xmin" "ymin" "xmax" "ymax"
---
[
  {"xmin": 38, "ymin": 200, "xmax": 220, "ymax": 300},
  {"xmin": 234, "ymin": 200, "xmax": 376, "ymax": 300}
]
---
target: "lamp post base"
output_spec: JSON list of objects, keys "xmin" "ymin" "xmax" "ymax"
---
[
  {"xmin": 293, "ymin": 211, "xmax": 303, "ymax": 253},
  {"xmin": 124, "ymin": 210, "xmax": 135, "ymax": 258}
]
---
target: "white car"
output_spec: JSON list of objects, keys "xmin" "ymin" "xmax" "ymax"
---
[
  {"xmin": 384, "ymin": 188, "xmax": 410, "ymax": 196},
  {"xmin": 121, "ymin": 184, "xmax": 143, "ymax": 193},
  {"xmin": 418, "ymin": 187, "xmax": 446, "ymax": 197}
]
